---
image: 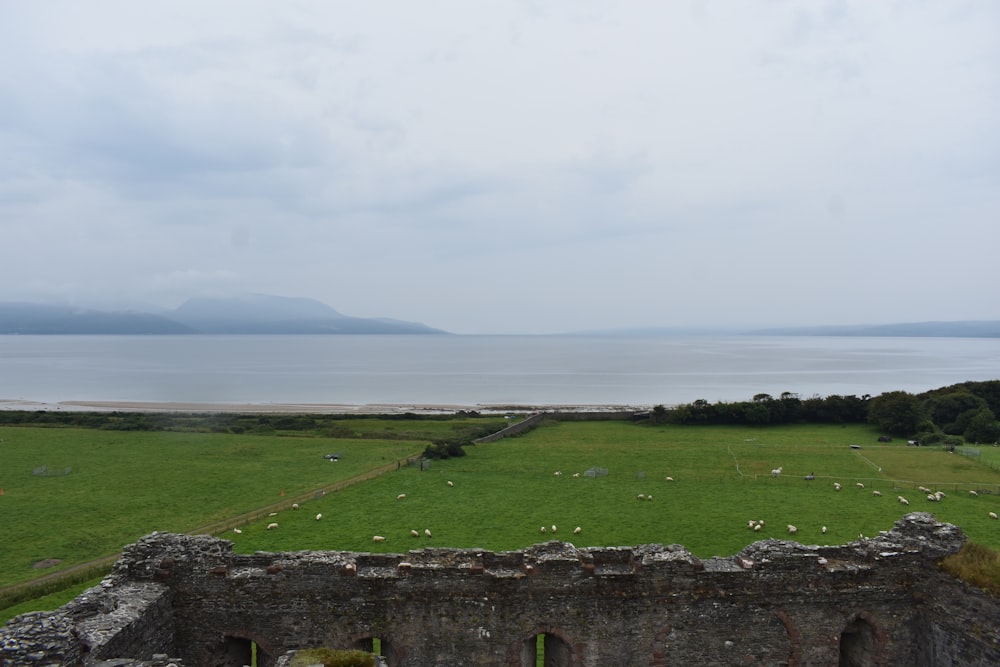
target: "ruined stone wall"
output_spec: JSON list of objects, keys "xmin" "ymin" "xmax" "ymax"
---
[{"xmin": 2, "ymin": 513, "xmax": 998, "ymax": 667}]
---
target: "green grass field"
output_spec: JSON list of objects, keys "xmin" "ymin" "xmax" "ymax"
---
[{"xmin": 2, "ymin": 418, "xmax": 999, "ymax": 623}]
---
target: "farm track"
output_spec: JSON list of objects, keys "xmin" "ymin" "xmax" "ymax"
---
[{"xmin": 0, "ymin": 452, "xmax": 423, "ymax": 609}]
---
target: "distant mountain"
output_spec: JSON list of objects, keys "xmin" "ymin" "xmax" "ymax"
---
[
  {"xmin": 0, "ymin": 295, "xmax": 447, "ymax": 335},
  {"xmin": 743, "ymin": 321, "xmax": 1000, "ymax": 338}
]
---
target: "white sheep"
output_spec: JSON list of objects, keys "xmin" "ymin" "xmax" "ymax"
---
[
  {"xmin": 927, "ymin": 494, "xmax": 938, "ymax": 502},
  {"xmin": 637, "ymin": 493, "xmax": 646, "ymax": 500},
  {"xmin": 747, "ymin": 520, "xmax": 756, "ymax": 528},
  {"xmin": 292, "ymin": 503, "xmax": 299, "ymax": 510},
  {"xmin": 771, "ymin": 467, "xmax": 783, "ymax": 477},
  {"xmin": 315, "ymin": 513, "xmax": 322, "ymax": 521},
  {"xmin": 572, "ymin": 472, "xmax": 580, "ymax": 478},
  {"xmin": 787, "ymin": 524, "xmax": 798, "ymax": 534},
  {"xmin": 447, "ymin": 480, "xmax": 454, "ymax": 487},
  {"xmin": 834, "ymin": 483, "xmax": 842, "ymax": 491},
  {"xmin": 233, "ymin": 528, "xmax": 242, "ymax": 534},
  {"xmin": 856, "ymin": 482, "xmax": 865, "ymax": 489},
  {"xmin": 898, "ymin": 496, "xmax": 910, "ymax": 505},
  {"xmin": 540, "ymin": 526, "xmax": 547, "ymax": 533},
  {"xmin": 424, "ymin": 528, "xmax": 432, "ymax": 537},
  {"xmin": 372, "ymin": 535, "xmax": 386, "ymax": 542},
  {"xmin": 969, "ymin": 490, "xmax": 978, "ymax": 496},
  {"xmin": 411, "ymin": 529, "xmax": 420, "ymax": 537},
  {"xmin": 989, "ymin": 512, "xmax": 998, "ymax": 520},
  {"xmin": 267, "ymin": 522, "xmax": 278, "ymax": 530},
  {"xmin": 873, "ymin": 490, "xmax": 882, "ymax": 497},
  {"xmin": 646, "ymin": 495, "xmax": 653, "ymax": 501},
  {"xmin": 268, "ymin": 512, "xmax": 278, "ymax": 517},
  {"xmin": 665, "ymin": 476, "xmax": 674, "ymax": 481},
  {"xmin": 396, "ymin": 493, "xmax": 406, "ymax": 500},
  {"xmin": 822, "ymin": 526, "xmax": 827, "ymax": 534},
  {"xmin": 553, "ymin": 471, "xmax": 562, "ymax": 476},
  {"xmin": 573, "ymin": 526, "xmax": 582, "ymax": 534},
  {"xmin": 754, "ymin": 523, "xmax": 762, "ymax": 532},
  {"xmin": 551, "ymin": 525, "xmax": 557, "ymax": 533}
]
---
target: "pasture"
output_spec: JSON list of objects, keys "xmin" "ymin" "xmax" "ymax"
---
[
  {"xmin": 225, "ymin": 421, "xmax": 1000, "ymax": 558},
  {"xmin": 2, "ymin": 417, "xmax": 1000, "ymax": 622}
]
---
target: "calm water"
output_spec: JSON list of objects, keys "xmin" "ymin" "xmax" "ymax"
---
[{"xmin": 1, "ymin": 335, "xmax": 998, "ymax": 408}]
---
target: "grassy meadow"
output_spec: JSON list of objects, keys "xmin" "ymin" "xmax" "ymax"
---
[
  {"xmin": 227, "ymin": 421, "xmax": 1000, "ymax": 558},
  {"xmin": 2, "ymin": 417, "xmax": 1000, "ymax": 622}
]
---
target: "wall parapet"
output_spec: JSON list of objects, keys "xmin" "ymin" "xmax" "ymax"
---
[{"xmin": 2, "ymin": 513, "xmax": 997, "ymax": 666}]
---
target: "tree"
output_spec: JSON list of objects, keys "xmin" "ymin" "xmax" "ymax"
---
[
  {"xmin": 962, "ymin": 409, "xmax": 1000, "ymax": 444},
  {"xmin": 868, "ymin": 391, "xmax": 927, "ymax": 437}
]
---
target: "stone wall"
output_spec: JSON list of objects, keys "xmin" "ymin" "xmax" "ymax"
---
[{"xmin": 2, "ymin": 513, "xmax": 998, "ymax": 666}]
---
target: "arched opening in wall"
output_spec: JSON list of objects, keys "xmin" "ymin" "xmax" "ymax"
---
[
  {"xmin": 353, "ymin": 636, "xmax": 396, "ymax": 666},
  {"xmin": 839, "ymin": 617, "xmax": 878, "ymax": 667},
  {"xmin": 520, "ymin": 632, "xmax": 572, "ymax": 667},
  {"xmin": 210, "ymin": 635, "xmax": 272, "ymax": 667}
]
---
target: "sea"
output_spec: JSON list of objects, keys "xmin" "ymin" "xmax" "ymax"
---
[{"xmin": 1, "ymin": 334, "xmax": 998, "ymax": 410}]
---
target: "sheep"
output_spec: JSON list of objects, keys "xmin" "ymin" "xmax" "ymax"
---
[
  {"xmin": 748, "ymin": 520, "xmax": 756, "ymax": 528},
  {"xmin": 646, "ymin": 495, "xmax": 653, "ymax": 501},
  {"xmin": 291, "ymin": 503, "xmax": 299, "ymax": 510},
  {"xmin": 787, "ymin": 524, "xmax": 798, "ymax": 534},
  {"xmin": 665, "ymin": 476, "xmax": 674, "ymax": 481},
  {"xmin": 396, "ymin": 493, "xmax": 407, "ymax": 500},
  {"xmin": 969, "ymin": 490, "xmax": 978, "ymax": 496},
  {"xmin": 935, "ymin": 491, "xmax": 946, "ymax": 499},
  {"xmin": 553, "ymin": 471, "xmax": 562, "ymax": 476},
  {"xmin": 898, "ymin": 496, "xmax": 910, "ymax": 505},
  {"xmin": 424, "ymin": 529, "xmax": 432, "ymax": 537},
  {"xmin": 919, "ymin": 486, "xmax": 932, "ymax": 494},
  {"xmin": 872, "ymin": 490, "xmax": 882, "ymax": 497},
  {"xmin": 822, "ymin": 526, "xmax": 828, "ymax": 534},
  {"xmin": 551, "ymin": 525, "xmax": 557, "ymax": 533},
  {"xmin": 855, "ymin": 482, "xmax": 865, "ymax": 489},
  {"xmin": 834, "ymin": 483, "xmax": 842, "ymax": 491},
  {"xmin": 447, "ymin": 480, "xmax": 454, "ymax": 487},
  {"xmin": 771, "ymin": 467, "xmax": 783, "ymax": 478},
  {"xmin": 637, "ymin": 493, "xmax": 646, "ymax": 500},
  {"xmin": 927, "ymin": 494, "xmax": 938, "ymax": 502},
  {"xmin": 267, "ymin": 522, "xmax": 279, "ymax": 530},
  {"xmin": 754, "ymin": 523, "xmax": 762, "ymax": 532},
  {"xmin": 411, "ymin": 529, "xmax": 420, "ymax": 537},
  {"xmin": 573, "ymin": 526, "xmax": 582, "ymax": 534},
  {"xmin": 572, "ymin": 472, "xmax": 581, "ymax": 478},
  {"xmin": 315, "ymin": 513, "xmax": 322, "ymax": 521},
  {"xmin": 540, "ymin": 526, "xmax": 547, "ymax": 533},
  {"xmin": 268, "ymin": 512, "xmax": 278, "ymax": 517},
  {"xmin": 233, "ymin": 528, "xmax": 242, "ymax": 534},
  {"xmin": 989, "ymin": 512, "xmax": 998, "ymax": 520},
  {"xmin": 372, "ymin": 535, "xmax": 386, "ymax": 542}
]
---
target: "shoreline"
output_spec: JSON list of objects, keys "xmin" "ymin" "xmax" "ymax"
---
[{"xmin": 0, "ymin": 399, "xmax": 650, "ymax": 415}]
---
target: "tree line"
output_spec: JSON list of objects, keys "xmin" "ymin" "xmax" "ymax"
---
[{"xmin": 653, "ymin": 380, "xmax": 1000, "ymax": 445}]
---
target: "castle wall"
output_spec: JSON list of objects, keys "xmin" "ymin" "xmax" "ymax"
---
[{"xmin": 2, "ymin": 513, "xmax": 998, "ymax": 667}]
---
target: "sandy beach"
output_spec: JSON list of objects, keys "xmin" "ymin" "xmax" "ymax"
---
[{"xmin": 0, "ymin": 399, "xmax": 645, "ymax": 414}]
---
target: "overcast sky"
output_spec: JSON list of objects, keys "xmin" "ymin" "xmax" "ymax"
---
[{"xmin": 1, "ymin": 1, "xmax": 997, "ymax": 334}]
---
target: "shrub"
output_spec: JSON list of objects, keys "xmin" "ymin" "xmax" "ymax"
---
[{"xmin": 939, "ymin": 542, "xmax": 1000, "ymax": 597}]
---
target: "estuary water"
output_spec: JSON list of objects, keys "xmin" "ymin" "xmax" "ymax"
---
[{"xmin": 1, "ymin": 334, "xmax": 998, "ymax": 409}]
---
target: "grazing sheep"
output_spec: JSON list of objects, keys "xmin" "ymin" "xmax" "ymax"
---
[
  {"xmin": 969, "ymin": 490, "xmax": 978, "ymax": 496},
  {"xmin": 834, "ymin": 483, "xmax": 842, "ymax": 491},
  {"xmin": 787, "ymin": 524, "xmax": 798, "ymax": 534},
  {"xmin": 573, "ymin": 526, "xmax": 582, "ymax": 534},
  {"xmin": 748, "ymin": 520, "xmax": 756, "ymax": 528},
  {"xmin": 771, "ymin": 467, "xmax": 783, "ymax": 478},
  {"xmin": 268, "ymin": 512, "xmax": 278, "ymax": 517},
  {"xmin": 315, "ymin": 513, "xmax": 322, "ymax": 521},
  {"xmin": 637, "ymin": 493, "xmax": 646, "ymax": 500},
  {"xmin": 267, "ymin": 523, "xmax": 278, "ymax": 530},
  {"xmin": 551, "ymin": 525, "xmax": 557, "ymax": 533},
  {"xmin": 447, "ymin": 480, "xmax": 454, "ymax": 487},
  {"xmin": 754, "ymin": 523, "xmax": 762, "ymax": 532},
  {"xmin": 822, "ymin": 526, "xmax": 827, "ymax": 534},
  {"xmin": 856, "ymin": 482, "xmax": 865, "ymax": 489},
  {"xmin": 233, "ymin": 528, "xmax": 242, "ymax": 534},
  {"xmin": 927, "ymin": 494, "xmax": 938, "ymax": 502},
  {"xmin": 919, "ymin": 486, "xmax": 932, "ymax": 494},
  {"xmin": 540, "ymin": 526, "xmax": 547, "ymax": 533},
  {"xmin": 665, "ymin": 476, "xmax": 674, "ymax": 481},
  {"xmin": 935, "ymin": 491, "xmax": 946, "ymax": 499},
  {"xmin": 411, "ymin": 529, "xmax": 420, "ymax": 537},
  {"xmin": 989, "ymin": 512, "xmax": 998, "ymax": 520},
  {"xmin": 898, "ymin": 496, "xmax": 910, "ymax": 505},
  {"xmin": 424, "ymin": 529, "xmax": 432, "ymax": 537},
  {"xmin": 396, "ymin": 493, "xmax": 406, "ymax": 500},
  {"xmin": 372, "ymin": 535, "xmax": 386, "ymax": 542},
  {"xmin": 873, "ymin": 490, "xmax": 882, "ymax": 497},
  {"xmin": 292, "ymin": 503, "xmax": 299, "ymax": 510},
  {"xmin": 553, "ymin": 471, "xmax": 562, "ymax": 476},
  {"xmin": 572, "ymin": 472, "xmax": 580, "ymax": 478}
]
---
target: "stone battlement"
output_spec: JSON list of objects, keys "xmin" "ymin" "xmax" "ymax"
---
[{"xmin": 2, "ymin": 513, "xmax": 998, "ymax": 666}]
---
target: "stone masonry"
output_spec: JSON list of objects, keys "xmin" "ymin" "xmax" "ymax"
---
[{"xmin": 2, "ymin": 512, "xmax": 998, "ymax": 666}]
